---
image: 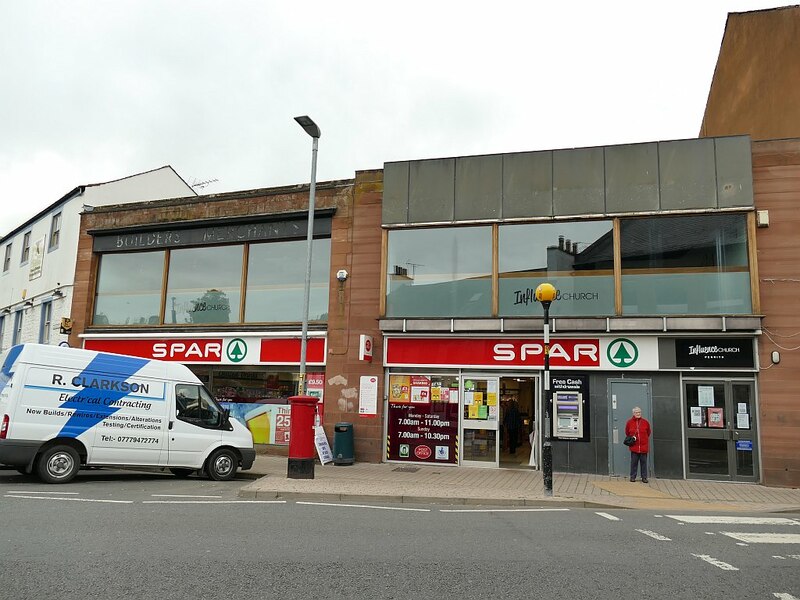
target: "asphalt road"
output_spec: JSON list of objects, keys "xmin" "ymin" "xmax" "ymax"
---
[{"xmin": 1, "ymin": 467, "xmax": 798, "ymax": 600}]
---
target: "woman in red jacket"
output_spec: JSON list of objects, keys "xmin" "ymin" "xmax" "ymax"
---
[{"xmin": 625, "ymin": 407, "xmax": 652, "ymax": 483}]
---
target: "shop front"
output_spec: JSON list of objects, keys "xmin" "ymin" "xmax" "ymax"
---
[
  {"xmin": 383, "ymin": 334, "xmax": 759, "ymax": 481},
  {"xmin": 81, "ymin": 333, "xmax": 326, "ymax": 447}
]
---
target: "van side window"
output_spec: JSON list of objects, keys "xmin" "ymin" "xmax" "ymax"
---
[{"xmin": 175, "ymin": 384, "xmax": 224, "ymax": 429}]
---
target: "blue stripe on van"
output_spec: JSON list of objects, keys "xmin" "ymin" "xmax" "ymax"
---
[
  {"xmin": 0, "ymin": 345, "xmax": 24, "ymax": 396},
  {"xmin": 57, "ymin": 353, "xmax": 150, "ymax": 439}
]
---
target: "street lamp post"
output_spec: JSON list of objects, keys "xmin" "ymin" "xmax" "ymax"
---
[
  {"xmin": 294, "ymin": 115, "xmax": 321, "ymax": 396},
  {"xmin": 535, "ymin": 282, "xmax": 557, "ymax": 496}
]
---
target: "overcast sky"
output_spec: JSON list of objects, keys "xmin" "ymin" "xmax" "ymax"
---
[{"xmin": 0, "ymin": 1, "xmax": 783, "ymax": 236}]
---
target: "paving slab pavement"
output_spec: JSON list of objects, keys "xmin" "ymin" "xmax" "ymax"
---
[{"xmin": 237, "ymin": 454, "xmax": 800, "ymax": 513}]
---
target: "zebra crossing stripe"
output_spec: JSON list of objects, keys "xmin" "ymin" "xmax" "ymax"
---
[
  {"xmin": 720, "ymin": 532, "xmax": 800, "ymax": 544},
  {"xmin": 691, "ymin": 554, "xmax": 739, "ymax": 571}
]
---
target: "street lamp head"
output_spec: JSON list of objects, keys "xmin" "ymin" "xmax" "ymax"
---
[
  {"xmin": 294, "ymin": 115, "xmax": 321, "ymax": 139},
  {"xmin": 535, "ymin": 282, "xmax": 557, "ymax": 305}
]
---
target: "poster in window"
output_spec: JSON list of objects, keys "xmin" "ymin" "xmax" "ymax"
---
[
  {"xmin": 698, "ymin": 386, "xmax": 715, "ymax": 407},
  {"xmin": 410, "ymin": 375, "xmax": 431, "ymax": 403},
  {"xmin": 389, "ymin": 375, "xmax": 411, "ymax": 403},
  {"xmin": 736, "ymin": 413, "xmax": 750, "ymax": 429},
  {"xmin": 690, "ymin": 406, "xmax": 704, "ymax": 427},
  {"xmin": 707, "ymin": 407, "xmax": 724, "ymax": 428}
]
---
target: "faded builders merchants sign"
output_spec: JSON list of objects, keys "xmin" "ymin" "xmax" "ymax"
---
[{"xmin": 386, "ymin": 375, "xmax": 459, "ymax": 464}]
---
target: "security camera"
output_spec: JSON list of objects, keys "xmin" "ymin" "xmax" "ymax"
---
[{"xmin": 336, "ymin": 269, "xmax": 349, "ymax": 282}]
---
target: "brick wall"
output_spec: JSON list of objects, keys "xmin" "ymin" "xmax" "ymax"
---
[
  {"xmin": 752, "ymin": 139, "xmax": 800, "ymax": 487},
  {"xmin": 322, "ymin": 170, "xmax": 386, "ymax": 462}
]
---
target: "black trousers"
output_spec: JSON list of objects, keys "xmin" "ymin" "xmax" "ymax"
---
[{"xmin": 630, "ymin": 452, "xmax": 648, "ymax": 480}]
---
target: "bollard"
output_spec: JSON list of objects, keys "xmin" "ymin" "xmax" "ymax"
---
[{"xmin": 287, "ymin": 395, "xmax": 318, "ymax": 479}]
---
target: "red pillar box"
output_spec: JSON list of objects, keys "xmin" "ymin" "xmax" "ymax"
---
[{"xmin": 287, "ymin": 395, "xmax": 318, "ymax": 479}]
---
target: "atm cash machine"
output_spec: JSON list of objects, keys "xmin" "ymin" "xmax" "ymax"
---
[{"xmin": 553, "ymin": 391, "xmax": 583, "ymax": 439}]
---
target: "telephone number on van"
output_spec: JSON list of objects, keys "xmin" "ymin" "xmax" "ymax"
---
[{"xmin": 99, "ymin": 435, "xmax": 159, "ymax": 444}]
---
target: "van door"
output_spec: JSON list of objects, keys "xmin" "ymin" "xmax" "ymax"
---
[
  {"xmin": 168, "ymin": 383, "xmax": 223, "ymax": 468},
  {"xmin": 86, "ymin": 376, "xmax": 168, "ymax": 467}
]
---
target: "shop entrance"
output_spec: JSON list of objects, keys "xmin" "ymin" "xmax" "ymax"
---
[
  {"xmin": 684, "ymin": 379, "xmax": 758, "ymax": 482},
  {"xmin": 459, "ymin": 374, "xmax": 538, "ymax": 469}
]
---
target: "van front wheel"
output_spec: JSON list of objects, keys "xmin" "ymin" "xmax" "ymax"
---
[
  {"xmin": 37, "ymin": 445, "xmax": 80, "ymax": 484},
  {"xmin": 206, "ymin": 448, "xmax": 237, "ymax": 481}
]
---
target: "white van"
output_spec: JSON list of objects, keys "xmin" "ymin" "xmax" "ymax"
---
[{"xmin": 0, "ymin": 344, "xmax": 255, "ymax": 483}]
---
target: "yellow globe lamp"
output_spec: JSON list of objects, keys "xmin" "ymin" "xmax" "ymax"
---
[{"xmin": 535, "ymin": 282, "xmax": 557, "ymax": 305}]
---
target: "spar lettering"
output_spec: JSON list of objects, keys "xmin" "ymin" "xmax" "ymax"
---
[
  {"xmin": 152, "ymin": 341, "xmax": 222, "ymax": 359},
  {"xmin": 51, "ymin": 373, "xmax": 149, "ymax": 394},
  {"xmin": 493, "ymin": 342, "xmax": 598, "ymax": 362}
]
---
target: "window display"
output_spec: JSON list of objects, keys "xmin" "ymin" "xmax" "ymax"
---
[{"xmin": 387, "ymin": 374, "xmax": 459, "ymax": 464}]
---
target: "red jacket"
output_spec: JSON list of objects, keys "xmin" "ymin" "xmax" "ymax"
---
[{"xmin": 625, "ymin": 416, "xmax": 651, "ymax": 454}]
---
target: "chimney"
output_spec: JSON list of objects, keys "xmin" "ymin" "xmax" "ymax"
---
[{"xmin": 558, "ymin": 235, "xmax": 565, "ymax": 250}]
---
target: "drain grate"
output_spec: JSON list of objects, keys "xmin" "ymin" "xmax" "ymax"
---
[{"xmin": 392, "ymin": 466, "xmax": 420, "ymax": 473}]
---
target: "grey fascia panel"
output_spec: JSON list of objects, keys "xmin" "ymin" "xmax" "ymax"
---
[
  {"xmin": 605, "ymin": 143, "xmax": 659, "ymax": 213},
  {"xmin": 454, "ymin": 154, "xmax": 502, "ymax": 220},
  {"xmin": 502, "ymin": 151, "xmax": 553, "ymax": 218},
  {"xmin": 658, "ymin": 138, "xmax": 717, "ymax": 210},
  {"xmin": 715, "ymin": 136, "xmax": 754, "ymax": 208},
  {"xmin": 408, "ymin": 159, "xmax": 455, "ymax": 223},
  {"xmin": 553, "ymin": 147, "xmax": 605, "ymax": 216},
  {"xmin": 382, "ymin": 162, "xmax": 410, "ymax": 224}
]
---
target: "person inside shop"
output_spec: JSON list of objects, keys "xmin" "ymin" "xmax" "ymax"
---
[
  {"xmin": 503, "ymin": 399, "xmax": 522, "ymax": 455},
  {"xmin": 625, "ymin": 406, "xmax": 652, "ymax": 483}
]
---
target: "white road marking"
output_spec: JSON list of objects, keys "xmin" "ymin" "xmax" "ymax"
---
[
  {"xmin": 773, "ymin": 556, "xmax": 787, "ymax": 559},
  {"xmin": 6, "ymin": 490, "xmax": 79, "ymax": 495},
  {"xmin": 297, "ymin": 501, "xmax": 429, "ymax": 512},
  {"xmin": 736, "ymin": 543, "xmax": 748, "ymax": 546},
  {"xmin": 596, "ymin": 512, "xmax": 620, "ymax": 521},
  {"xmin": 440, "ymin": 507, "xmax": 570, "ymax": 513},
  {"xmin": 150, "ymin": 494, "xmax": 223, "ymax": 499},
  {"xmin": 691, "ymin": 553, "xmax": 739, "ymax": 571},
  {"xmin": 666, "ymin": 515, "xmax": 799, "ymax": 525},
  {"xmin": 142, "ymin": 500, "xmax": 286, "ymax": 504},
  {"xmin": 790, "ymin": 555, "xmax": 800, "ymax": 560},
  {"xmin": 720, "ymin": 532, "xmax": 800, "ymax": 544},
  {"xmin": 4, "ymin": 495, "xmax": 132, "ymax": 504},
  {"xmin": 773, "ymin": 593, "xmax": 800, "ymax": 600},
  {"xmin": 636, "ymin": 529, "xmax": 671, "ymax": 541}
]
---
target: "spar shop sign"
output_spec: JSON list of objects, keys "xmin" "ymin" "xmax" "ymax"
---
[{"xmin": 384, "ymin": 337, "xmax": 658, "ymax": 370}]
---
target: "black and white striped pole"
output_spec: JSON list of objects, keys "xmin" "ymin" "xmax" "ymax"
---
[{"xmin": 535, "ymin": 283, "xmax": 557, "ymax": 496}]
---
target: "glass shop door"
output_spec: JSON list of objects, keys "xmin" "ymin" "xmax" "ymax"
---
[{"xmin": 460, "ymin": 375, "xmax": 500, "ymax": 468}]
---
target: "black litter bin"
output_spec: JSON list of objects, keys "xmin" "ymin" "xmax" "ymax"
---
[{"xmin": 333, "ymin": 422, "xmax": 354, "ymax": 465}]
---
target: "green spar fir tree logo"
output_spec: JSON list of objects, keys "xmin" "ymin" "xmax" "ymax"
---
[
  {"xmin": 607, "ymin": 338, "xmax": 639, "ymax": 368},
  {"xmin": 226, "ymin": 338, "xmax": 247, "ymax": 363}
]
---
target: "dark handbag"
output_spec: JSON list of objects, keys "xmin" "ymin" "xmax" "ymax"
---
[{"xmin": 623, "ymin": 435, "xmax": 636, "ymax": 447}]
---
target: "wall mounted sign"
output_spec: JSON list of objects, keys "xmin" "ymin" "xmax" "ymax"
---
[
  {"xmin": 384, "ymin": 336, "xmax": 658, "ymax": 370},
  {"xmin": 83, "ymin": 335, "xmax": 327, "ymax": 365},
  {"xmin": 675, "ymin": 338, "xmax": 754, "ymax": 368}
]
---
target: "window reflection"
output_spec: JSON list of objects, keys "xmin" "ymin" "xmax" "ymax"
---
[
  {"xmin": 621, "ymin": 214, "xmax": 751, "ymax": 315},
  {"xmin": 499, "ymin": 221, "xmax": 614, "ymax": 316},
  {"xmin": 166, "ymin": 246, "xmax": 243, "ymax": 324},
  {"xmin": 386, "ymin": 227, "xmax": 492, "ymax": 317},
  {"xmin": 94, "ymin": 251, "xmax": 165, "ymax": 325},
  {"xmin": 245, "ymin": 239, "xmax": 330, "ymax": 322}
]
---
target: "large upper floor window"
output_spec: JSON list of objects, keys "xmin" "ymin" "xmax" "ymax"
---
[
  {"xmin": 94, "ymin": 251, "xmax": 165, "ymax": 325},
  {"xmin": 386, "ymin": 226, "xmax": 492, "ymax": 317},
  {"xmin": 245, "ymin": 238, "xmax": 330, "ymax": 322},
  {"xmin": 384, "ymin": 213, "xmax": 754, "ymax": 319},
  {"xmin": 2, "ymin": 244, "xmax": 11, "ymax": 273},
  {"xmin": 92, "ymin": 238, "xmax": 331, "ymax": 327},
  {"xmin": 20, "ymin": 232, "xmax": 31, "ymax": 264},
  {"xmin": 499, "ymin": 221, "xmax": 614, "ymax": 317},
  {"xmin": 620, "ymin": 214, "xmax": 751, "ymax": 315},
  {"xmin": 166, "ymin": 246, "xmax": 243, "ymax": 324},
  {"xmin": 49, "ymin": 212, "xmax": 62, "ymax": 250}
]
